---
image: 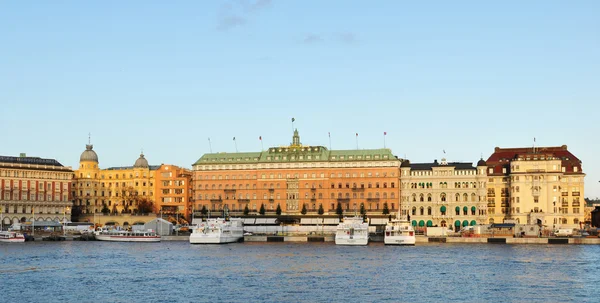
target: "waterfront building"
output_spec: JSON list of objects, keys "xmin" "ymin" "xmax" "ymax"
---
[
  {"xmin": 154, "ymin": 164, "xmax": 193, "ymax": 220},
  {"xmin": 399, "ymin": 158, "xmax": 488, "ymax": 230},
  {"xmin": 72, "ymin": 143, "xmax": 158, "ymax": 216},
  {"xmin": 0, "ymin": 154, "xmax": 73, "ymax": 225},
  {"xmin": 485, "ymin": 145, "xmax": 585, "ymax": 229},
  {"xmin": 192, "ymin": 129, "xmax": 401, "ymax": 215}
]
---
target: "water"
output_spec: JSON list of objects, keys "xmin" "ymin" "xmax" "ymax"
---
[{"xmin": 1, "ymin": 242, "xmax": 598, "ymax": 303}]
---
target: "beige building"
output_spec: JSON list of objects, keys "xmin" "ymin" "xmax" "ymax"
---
[
  {"xmin": 72, "ymin": 143, "xmax": 157, "ymax": 216},
  {"xmin": 400, "ymin": 158, "xmax": 488, "ymax": 230},
  {"xmin": 0, "ymin": 154, "xmax": 73, "ymax": 225},
  {"xmin": 485, "ymin": 146, "xmax": 585, "ymax": 229}
]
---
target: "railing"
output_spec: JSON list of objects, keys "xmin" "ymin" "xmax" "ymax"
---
[
  {"xmin": 210, "ymin": 199, "xmax": 223, "ymax": 203},
  {"xmin": 487, "ymin": 193, "xmax": 495, "ymax": 197},
  {"xmin": 561, "ymin": 192, "xmax": 568, "ymax": 196},
  {"xmin": 367, "ymin": 198, "xmax": 380, "ymax": 202},
  {"xmin": 351, "ymin": 188, "xmax": 365, "ymax": 192},
  {"xmin": 572, "ymin": 202, "xmax": 580, "ymax": 207},
  {"xmin": 310, "ymin": 188, "xmax": 316, "ymax": 192},
  {"xmin": 487, "ymin": 203, "xmax": 495, "ymax": 207},
  {"xmin": 310, "ymin": 198, "xmax": 317, "ymax": 202},
  {"xmin": 268, "ymin": 199, "xmax": 275, "ymax": 203},
  {"xmin": 224, "ymin": 189, "xmax": 236, "ymax": 193},
  {"xmin": 572, "ymin": 192, "xmax": 580, "ymax": 196},
  {"xmin": 238, "ymin": 199, "xmax": 250, "ymax": 203},
  {"xmin": 337, "ymin": 198, "xmax": 350, "ymax": 202},
  {"xmin": 268, "ymin": 189, "xmax": 274, "ymax": 192}
]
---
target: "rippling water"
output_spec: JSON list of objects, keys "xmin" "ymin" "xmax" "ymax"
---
[{"xmin": 1, "ymin": 241, "xmax": 598, "ymax": 302}]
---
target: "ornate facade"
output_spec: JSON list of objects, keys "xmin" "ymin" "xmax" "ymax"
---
[
  {"xmin": 0, "ymin": 154, "xmax": 73, "ymax": 225},
  {"xmin": 192, "ymin": 130, "xmax": 401, "ymax": 215},
  {"xmin": 72, "ymin": 144, "xmax": 158, "ymax": 215},
  {"xmin": 400, "ymin": 158, "xmax": 488, "ymax": 230},
  {"xmin": 485, "ymin": 146, "xmax": 585, "ymax": 228}
]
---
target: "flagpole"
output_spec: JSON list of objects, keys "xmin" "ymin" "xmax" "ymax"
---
[
  {"xmin": 355, "ymin": 133, "xmax": 359, "ymax": 149},
  {"xmin": 328, "ymin": 132, "xmax": 331, "ymax": 150},
  {"xmin": 32, "ymin": 207, "xmax": 35, "ymax": 236},
  {"xmin": 233, "ymin": 137, "xmax": 238, "ymax": 152},
  {"xmin": 260, "ymin": 136, "xmax": 263, "ymax": 151},
  {"xmin": 291, "ymin": 118, "xmax": 295, "ymax": 133},
  {"xmin": 384, "ymin": 132, "xmax": 387, "ymax": 148},
  {"xmin": 208, "ymin": 138, "xmax": 212, "ymax": 153}
]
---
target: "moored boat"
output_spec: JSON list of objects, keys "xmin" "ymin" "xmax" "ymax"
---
[
  {"xmin": 335, "ymin": 216, "xmax": 369, "ymax": 246},
  {"xmin": 190, "ymin": 218, "xmax": 244, "ymax": 244},
  {"xmin": 94, "ymin": 228, "xmax": 161, "ymax": 242},
  {"xmin": 0, "ymin": 231, "xmax": 26, "ymax": 243},
  {"xmin": 384, "ymin": 219, "xmax": 416, "ymax": 245}
]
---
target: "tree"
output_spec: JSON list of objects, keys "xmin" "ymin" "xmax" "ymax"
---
[
  {"xmin": 382, "ymin": 202, "xmax": 390, "ymax": 215},
  {"xmin": 336, "ymin": 202, "xmax": 343, "ymax": 217},
  {"xmin": 243, "ymin": 205, "xmax": 250, "ymax": 216},
  {"xmin": 101, "ymin": 203, "xmax": 110, "ymax": 215},
  {"xmin": 137, "ymin": 197, "xmax": 154, "ymax": 215},
  {"xmin": 360, "ymin": 203, "xmax": 366, "ymax": 216},
  {"xmin": 276, "ymin": 204, "xmax": 282, "ymax": 216},
  {"xmin": 259, "ymin": 203, "xmax": 265, "ymax": 215},
  {"xmin": 200, "ymin": 205, "xmax": 208, "ymax": 216},
  {"xmin": 318, "ymin": 204, "xmax": 324, "ymax": 215},
  {"xmin": 301, "ymin": 203, "xmax": 307, "ymax": 215}
]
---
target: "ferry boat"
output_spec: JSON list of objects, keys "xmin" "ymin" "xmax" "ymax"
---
[
  {"xmin": 335, "ymin": 216, "xmax": 369, "ymax": 246},
  {"xmin": 384, "ymin": 219, "xmax": 416, "ymax": 245},
  {"xmin": 189, "ymin": 218, "xmax": 244, "ymax": 244},
  {"xmin": 94, "ymin": 228, "xmax": 161, "ymax": 242},
  {"xmin": 0, "ymin": 231, "xmax": 26, "ymax": 243}
]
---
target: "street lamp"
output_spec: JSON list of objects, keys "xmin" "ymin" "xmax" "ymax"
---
[{"xmin": 63, "ymin": 206, "xmax": 70, "ymax": 236}]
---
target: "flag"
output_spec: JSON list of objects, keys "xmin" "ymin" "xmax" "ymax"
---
[
  {"xmin": 292, "ymin": 118, "xmax": 295, "ymax": 122},
  {"xmin": 443, "ymin": 150, "xmax": 446, "ymax": 154},
  {"xmin": 356, "ymin": 133, "xmax": 358, "ymax": 137},
  {"xmin": 233, "ymin": 137, "xmax": 236, "ymax": 141},
  {"xmin": 384, "ymin": 132, "xmax": 387, "ymax": 136},
  {"xmin": 328, "ymin": 132, "xmax": 330, "ymax": 137},
  {"xmin": 259, "ymin": 136, "xmax": 262, "ymax": 141},
  {"xmin": 534, "ymin": 137, "xmax": 536, "ymax": 142}
]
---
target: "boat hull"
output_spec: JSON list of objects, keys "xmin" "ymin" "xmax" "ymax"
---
[
  {"xmin": 384, "ymin": 236, "xmax": 416, "ymax": 245},
  {"xmin": 189, "ymin": 234, "xmax": 242, "ymax": 244},
  {"xmin": 95, "ymin": 235, "xmax": 161, "ymax": 242},
  {"xmin": 335, "ymin": 236, "xmax": 369, "ymax": 246},
  {"xmin": 0, "ymin": 238, "xmax": 26, "ymax": 243}
]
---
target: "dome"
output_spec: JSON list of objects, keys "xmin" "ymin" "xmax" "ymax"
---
[
  {"xmin": 477, "ymin": 158, "xmax": 487, "ymax": 166},
  {"xmin": 80, "ymin": 144, "xmax": 98, "ymax": 163},
  {"xmin": 134, "ymin": 153, "xmax": 149, "ymax": 168},
  {"xmin": 400, "ymin": 160, "xmax": 411, "ymax": 167}
]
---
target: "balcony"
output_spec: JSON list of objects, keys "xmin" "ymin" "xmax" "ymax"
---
[
  {"xmin": 562, "ymin": 203, "xmax": 569, "ymax": 207},
  {"xmin": 487, "ymin": 203, "xmax": 496, "ymax": 208},
  {"xmin": 367, "ymin": 198, "xmax": 380, "ymax": 202},
  {"xmin": 351, "ymin": 188, "xmax": 365, "ymax": 192},
  {"xmin": 337, "ymin": 198, "xmax": 350, "ymax": 203},
  {"xmin": 210, "ymin": 199, "xmax": 223, "ymax": 203},
  {"xmin": 487, "ymin": 193, "xmax": 495, "ymax": 198},
  {"xmin": 572, "ymin": 202, "xmax": 580, "ymax": 207},
  {"xmin": 268, "ymin": 188, "xmax": 274, "ymax": 192},
  {"xmin": 500, "ymin": 193, "xmax": 508, "ymax": 197},
  {"xmin": 310, "ymin": 198, "xmax": 317, "ymax": 202},
  {"xmin": 561, "ymin": 192, "xmax": 568, "ymax": 196},
  {"xmin": 572, "ymin": 192, "xmax": 580, "ymax": 196},
  {"xmin": 310, "ymin": 188, "xmax": 316, "ymax": 192},
  {"xmin": 238, "ymin": 199, "xmax": 250, "ymax": 203},
  {"xmin": 224, "ymin": 189, "xmax": 236, "ymax": 193},
  {"xmin": 501, "ymin": 203, "xmax": 509, "ymax": 208},
  {"xmin": 268, "ymin": 199, "xmax": 274, "ymax": 203}
]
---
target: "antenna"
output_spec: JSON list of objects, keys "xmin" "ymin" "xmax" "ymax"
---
[{"xmin": 88, "ymin": 132, "xmax": 91, "ymax": 144}]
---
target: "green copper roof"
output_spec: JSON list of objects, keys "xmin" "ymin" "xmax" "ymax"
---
[{"xmin": 192, "ymin": 147, "xmax": 399, "ymax": 165}]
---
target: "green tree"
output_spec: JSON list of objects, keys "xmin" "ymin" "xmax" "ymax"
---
[
  {"xmin": 301, "ymin": 203, "xmax": 307, "ymax": 215},
  {"xmin": 200, "ymin": 205, "xmax": 208, "ymax": 216},
  {"xmin": 318, "ymin": 204, "xmax": 324, "ymax": 215},
  {"xmin": 382, "ymin": 202, "xmax": 390, "ymax": 215},
  {"xmin": 259, "ymin": 203, "xmax": 265, "ymax": 215},
  {"xmin": 335, "ymin": 202, "xmax": 343, "ymax": 217},
  {"xmin": 360, "ymin": 203, "xmax": 366, "ymax": 216},
  {"xmin": 276, "ymin": 204, "xmax": 282, "ymax": 216},
  {"xmin": 243, "ymin": 205, "xmax": 250, "ymax": 216},
  {"xmin": 136, "ymin": 197, "xmax": 154, "ymax": 215},
  {"xmin": 101, "ymin": 203, "xmax": 110, "ymax": 215}
]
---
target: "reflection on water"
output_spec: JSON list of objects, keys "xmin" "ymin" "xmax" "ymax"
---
[{"xmin": 1, "ymin": 242, "xmax": 598, "ymax": 302}]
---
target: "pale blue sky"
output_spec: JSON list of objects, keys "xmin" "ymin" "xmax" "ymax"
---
[{"xmin": 1, "ymin": 1, "xmax": 599, "ymax": 196}]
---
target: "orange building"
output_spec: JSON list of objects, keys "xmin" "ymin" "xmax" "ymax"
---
[
  {"xmin": 154, "ymin": 164, "xmax": 192, "ymax": 221},
  {"xmin": 192, "ymin": 130, "xmax": 402, "ymax": 215}
]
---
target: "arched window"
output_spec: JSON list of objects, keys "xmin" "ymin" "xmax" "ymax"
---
[
  {"xmin": 391, "ymin": 182, "xmax": 395, "ymax": 188},
  {"xmin": 338, "ymin": 193, "xmax": 342, "ymax": 198},
  {"xmin": 375, "ymin": 192, "xmax": 380, "ymax": 198},
  {"xmin": 338, "ymin": 183, "xmax": 342, "ymax": 189},
  {"xmin": 391, "ymin": 192, "xmax": 395, "ymax": 198},
  {"xmin": 412, "ymin": 194, "xmax": 417, "ymax": 202},
  {"xmin": 345, "ymin": 193, "xmax": 350, "ymax": 198},
  {"xmin": 383, "ymin": 193, "xmax": 387, "ymax": 199},
  {"xmin": 427, "ymin": 194, "xmax": 432, "ymax": 202},
  {"xmin": 331, "ymin": 183, "xmax": 335, "ymax": 189},
  {"xmin": 383, "ymin": 182, "xmax": 387, "ymax": 188},
  {"xmin": 463, "ymin": 193, "xmax": 468, "ymax": 202},
  {"xmin": 427, "ymin": 207, "xmax": 432, "ymax": 215},
  {"xmin": 412, "ymin": 207, "xmax": 416, "ymax": 216},
  {"xmin": 471, "ymin": 193, "xmax": 476, "ymax": 202},
  {"xmin": 368, "ymin": 183, "xmax": 372, "ymax": 188},
  {"xmin": 420, "ymin": 207, "xmax": 424, "ymax": 215},
  {"xmin": 455, "ymin": 193, "xmax": 460, "ymax": 202},
  {"xmin": 331, "ymin": 193, "xmax": 335, "ymax": 199},
  {"xmin": 376, "ymin": 182, "xmax": 380, "ymax": 188},
  {"xmin": 441, "ymin": 193, "xmax": 446, "ymax": 202},
  {"xmin": 419, "ymin": 194, "xmax": 424, "ymax": 202}
]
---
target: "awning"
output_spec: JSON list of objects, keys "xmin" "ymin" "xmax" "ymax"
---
[
  {"xmin": 455, "ymin": 206, "xmax": 460, "ymax": 212},
  {"xmin": 462, "ymin": 220, "xmax": 469, "ymax": 227},
  {"xmin": 471, "ymin": 206, "xmax": 476, "ymax": 212},
  {"xmin": 454, "ymin": 220, "xmax": 461, "ymax": 226},
  {"xmin": 426, "ymin": 220, "xmax": 433, "ymax": 227},
  {"xmin": 463, "ymin": 206, "xmax": 468, "ymax": 212},
  {"xmin": 470, "ymin": 220, "xmax": 477, "ymax": 226},
  {"xmin": 440, "ymin": 206, "xmax": 446, "ymax": 212},
  {"xmin": 418, "ymin": 220, "xmax": 425, "ymax": 227},
  {"xmin": 411, "ymin": 220, "xmax": 417, "ymax": 226}
]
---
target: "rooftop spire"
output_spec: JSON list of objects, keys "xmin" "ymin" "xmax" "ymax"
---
[{"xmin": 292, "ymin": 128, "xmax": 301, "ymax": 146}]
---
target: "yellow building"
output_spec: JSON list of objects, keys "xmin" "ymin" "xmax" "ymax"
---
[
  {"xmin": 485, "ymin": 146, "xmax": 585, "ymax": 229},
  {"xmin": 400, "ymin": 158, "xmax": 488, "ymax": 230},
  {"xmin": 72, "ymin": 144, "xmax": 157, "ymax": 216},
  {"xmin": 0, "ymin": 154, "xmax": 73, "ymax": 225}
]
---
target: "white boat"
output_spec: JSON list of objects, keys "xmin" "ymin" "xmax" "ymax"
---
[
  {"xmin": 384, "ymin": 219, "xmax": 416, "ymax": 245},
  {"xmin": 190, "ymin": 218, "xmax": 244, "ymax": 244},
  {"xmin": 94, "ymin": 228, "xmax": 161, "ymax": 242},
  {"xmin": 335, "ymin": 216, "xmax": 369, "ymax": 246},
  {"xmin": 0, "ymin": 231, "xmax": 26, "ymax": 243}
]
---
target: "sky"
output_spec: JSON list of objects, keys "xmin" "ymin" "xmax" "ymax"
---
[{"xmin": 1, "ymin": 1, "xmax": 599, "ymax": 196}]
